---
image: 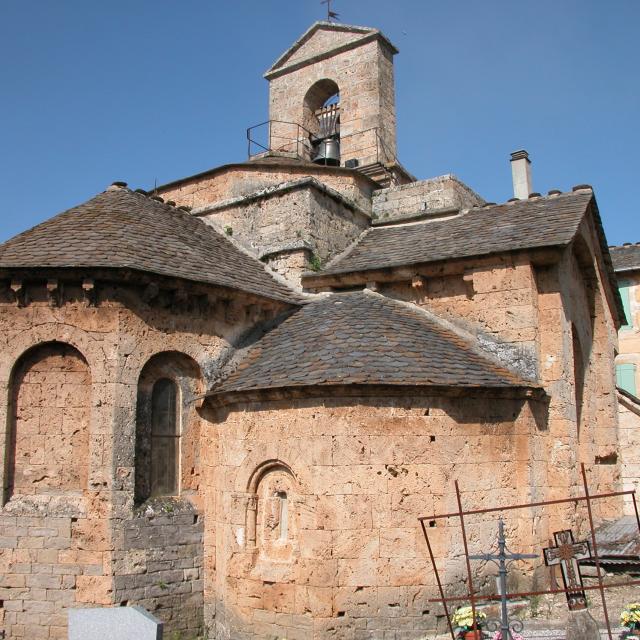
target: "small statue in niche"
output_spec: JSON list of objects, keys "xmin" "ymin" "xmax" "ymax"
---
[{"xmin": 265, "ymin": 495, "xmax": 281, "ymax": 531}]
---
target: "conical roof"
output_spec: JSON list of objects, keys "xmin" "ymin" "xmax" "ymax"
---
[{"xmin": 0, "ymin": 185, "xmax": 300, "ymax": 304}]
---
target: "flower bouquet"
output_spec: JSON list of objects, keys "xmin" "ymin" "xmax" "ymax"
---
[
  {"xmin": 491, "ymin": 632, "xmax": 524, "ymax": 640},
  {"xmin": 621, "ymin": 602, "xmax": 640, "ymax": 636},
  {"xmin": 451, "ymin": 606, "xmax": 487, "ymax": 639}
]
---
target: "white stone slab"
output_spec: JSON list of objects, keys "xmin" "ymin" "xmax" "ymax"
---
[{"xmin": 68, "ymin": 606, "xmax": 163, "ymax": 640}]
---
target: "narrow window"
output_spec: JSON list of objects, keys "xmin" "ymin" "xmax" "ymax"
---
[
  {"xmin": 616, "ymin": 363, "xmax": 637, "ymax": 396},
  {"xmin": 276, "ymin": 491, "xmax": 288, "ymax": 541},
  {"xmin": 572, "ymin": 324, "xmax": 585, "ymax": 434},
  {"xmin": 151, "ymin": 378, "xmax": 179, "ymax": 496}
]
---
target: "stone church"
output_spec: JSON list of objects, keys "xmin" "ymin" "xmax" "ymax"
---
[{"xmin": 0, "ymin": 20, "xmax": 626, "ymax": 640}]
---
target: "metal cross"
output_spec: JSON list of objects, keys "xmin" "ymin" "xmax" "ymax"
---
[
  {"xmin": 321, "ymin": 0, "xmax": 339, "ymax": 22},
  {"xmin": 470, "ymin": 519, "xmax": 538, "ymax": 639},
  {"xmin": 543, "ymin": 529, "xmax": 591, "ymax": 611}
]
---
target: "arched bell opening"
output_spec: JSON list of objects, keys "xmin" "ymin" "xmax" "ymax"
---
[{"xmin": 303, "ymin": 78, "xmax": 341, "ymax": 166}]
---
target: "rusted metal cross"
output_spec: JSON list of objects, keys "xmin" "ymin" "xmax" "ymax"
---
[
  {"xmin": 470, "ymin": 519, "xmax": 537, "ymax": 639},
  {"xmin": 543, "ymin": 529, "xmax": 592, "ymax": 611},
  {"xmin": 321, "ymin": 0, "xmax": 339, "ymax": 22}
]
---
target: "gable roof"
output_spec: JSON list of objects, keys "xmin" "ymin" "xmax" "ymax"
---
[
  {"xmin": 317, "ymin": 190, "xmax": 595, "ymax": 277},
  {"xmin": 211, "ymin": 290, "xmax": 537, "ymax": 398},
  {"xmin": 305, "ymin": 188, "xmax": 625, "ymax": 329},
  {"xmin": 610, "ymin": 244, "xmax": 640, "ymax": 273},
  {"xmin": 0, "ymin": 185, "xmax": 300, "ymax": 304},
  {"xmin": 265, "ymin": 21, "xmax": 398, "ymax": 79}
]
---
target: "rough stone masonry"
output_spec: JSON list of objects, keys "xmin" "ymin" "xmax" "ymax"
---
[{"xmin": 0, "ymin": 19, "xmax": 626, "ymax": 640}]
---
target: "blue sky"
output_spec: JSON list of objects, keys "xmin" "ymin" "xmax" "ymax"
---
[{"xmin": 1, "ymin": 0, "xmax": 638, "ymax": 245}]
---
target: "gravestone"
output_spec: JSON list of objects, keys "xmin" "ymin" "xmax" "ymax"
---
[
  {"xmin": 68, "ymin": 606, "xmax": 163, "ymax": 640},
  {"xmin": 565, "ymin": 608, "xmax": 600, "ymax": 640}
]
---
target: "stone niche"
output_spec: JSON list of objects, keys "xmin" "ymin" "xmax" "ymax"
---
[
  {"xmin": 205, "ymin": 392, "xmax": 560, "ymax": 639},
  {"xmin": 7, "ymin": 341, "xmax": 90, "ymax": 498}
]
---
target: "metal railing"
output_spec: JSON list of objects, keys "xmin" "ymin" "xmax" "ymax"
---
[
  {"xmin": 247, "ymin": 120, "xmax": 314, "ymax": 161},
  {"xmin": 246, "ymin": 120, "xmax": 397, "ymax": 168}
]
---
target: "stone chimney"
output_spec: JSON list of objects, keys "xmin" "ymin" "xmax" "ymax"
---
[{"xmin": 510, "ymin": 149, "xmax": 532, "ymax": 200}]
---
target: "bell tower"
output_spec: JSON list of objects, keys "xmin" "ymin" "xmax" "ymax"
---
[{"xmin": 263, "ymin": 22, "xmax": 410, "ymax": 184}]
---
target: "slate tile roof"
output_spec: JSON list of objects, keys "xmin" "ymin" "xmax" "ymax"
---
[
  {"xmin": 319, "ymin": 191, "xmax": 594, "ymax": 276},
  {"xmin": 610, "ymin": 243, "xmax": 640, "ymax": 273},
  {"xmin": 0, "ymin": 186, "xmax": 300, "ymax": 304},
  {"xmin": 578, "ymin": 516, "xmax": 640, "ymax": 565},
  {"xmin": 213, "ymin": 290, "xmax": 536, "ymax": 395}
]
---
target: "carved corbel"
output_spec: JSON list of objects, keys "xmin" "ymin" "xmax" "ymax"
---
[
  {"xmin": 141, "ymin": 282, "xmax": 160, "ymax": 305},
  {"xmin": 171, "ymin": 288, "xmax": 189, "ymax": 312},
  {"xmin": 225, "ymin": 300, "xmax": 241, "ymax": 324},
  {"xmin": 82, "ymin": 278, "xmax": 97, "ymax": 307},
  {"xmin": 46, "ymin": 279, "xmax": 61, "ymax": 307},
  {"xmin": 463, "ymin": 270, "xmax": 475, "ymax": 299},
  {"xmin": 10, "ymin": 280, "xmax": 25, "ymax": 307},
  {"xmin": 197, "ymin": 294, "xmax": 210, "ymax": 315},
  {"xmin": 411, "ymin": 275, "xmax": 425, "ymax": 289},
  {"xmin": 246, "ymin": 304, "xmax": 261, "ymax": 323}
]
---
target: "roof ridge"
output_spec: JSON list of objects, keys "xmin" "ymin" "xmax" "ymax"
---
[
  {"xmin": 211, "ymin": 288, "xmax": 539, "ymax": 398},
  {"xmin": 0, "ymin": 183, "xmax": 303, "ymax": 304},
  {"xmin": 307, "ymin": 189, "xmax": 594, "ymax": 280},
  {"xmin": 190, "ymin": 205, "xmax": 314, "ymax": 300},
  {"xmin": 123, "ymin": 186, "xmax": 309, "ymax": 301},
  {"xmin": 316, "ymin": 225, "xmax": 372, "ymax": 274},
  {"xmin": 360, "ymin": 290, "xmax": 537, "ymax": 386}
]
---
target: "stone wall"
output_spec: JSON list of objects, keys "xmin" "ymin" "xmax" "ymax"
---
[
  {"xmin": 158, "ymin": 163, "xmax": 375, "ymax": 215},
  {"xmin": 282, "ymin": 29, "xmax": 363, "ymax": 68},
  {"xmin": 380, "ymin": 253, "xmax": 541, "ymax": 382},
  {"xmin": 372, "ymin": 175, "xmax": 485, "ymax": 221},
  {"xmin": 547, "ymin": 221, "xmax": 621, "ymax": 512},
  {"xmin": 9, "ymin": 343, "xmax": 90, "ymax": 496},
  {"xmin": 261, "ymin": 249, "xmax": 310, "ymax": 289},
  {"xmin": 113, "ymin": 499, "xmax": 204, "ymax": 637},
  {"xmin": 0, "ymin": 279, "xmax": 288, "ymax": 639},
  {"xmin": 381, "ymin": 223, "xmax": 621, "ymax": 520},
  {"xmin": 268, "ymin": 37, "xmax": 398, "ymax": 166},
  {"xmin": 205, "ymin": 394, "xmax": 549, "ymax": 640},
  {"xmin": 195, "ymin": 181, "xmax": 369, "ymax": 287}
]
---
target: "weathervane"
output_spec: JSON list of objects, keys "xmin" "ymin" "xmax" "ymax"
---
[{"xmin": 321, "ymin": 0, "xmax": 339, "ymax": 22}]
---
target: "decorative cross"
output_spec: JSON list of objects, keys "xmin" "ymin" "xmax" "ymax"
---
[
  {"xmin": 321, "ymin": 0, "xmax": 339, "ymax": 22},
  {"xmin": 543, "ymin": 529, "xmax": 592, "ymax": 611},
  {"xmin": 470, "ymin": 519, "xmax": 537, "ymax": 639}
]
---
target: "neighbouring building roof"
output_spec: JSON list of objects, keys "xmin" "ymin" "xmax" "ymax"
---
[
  {"xmin": 580, "ymin": 516, "xmax": 640, "ymax": 567},
  {"xmin": 610, "ymin": 243, "xmax": 640, "ymax": 273},
  {"xmin": 211, "ymin": 290, "xmax": 538, "ymax": 397},
  {"xmin": 0, "ymin": 185, "xmax": 300, "ymax": 304},
  {"xmin": 319, "ymin": 190, "xmax": 595, "ymax": 276}
]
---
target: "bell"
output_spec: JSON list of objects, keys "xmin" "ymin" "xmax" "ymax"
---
[{"xmin": 313, "ymin": 138, "xmax": 340, "ymax": 166}]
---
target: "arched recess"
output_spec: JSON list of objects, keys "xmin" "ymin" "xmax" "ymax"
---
[
  {"xmin": 303, "ymin": 78, "xmax": 341, "ymax": 165},
  {"xmin": 245, "ymin": 460, "xmax": 298, "ymax": 560},
  {"xmin": 134, "ymin": 351, "xmax": 203, "ymax": 504},
  {"xmin": 5, "ymin": 341, "xmax": 91, "ymax": 502},
  {"xmin": 303, "ymin": 78, "xmax": 340, "ymax": 134}
]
